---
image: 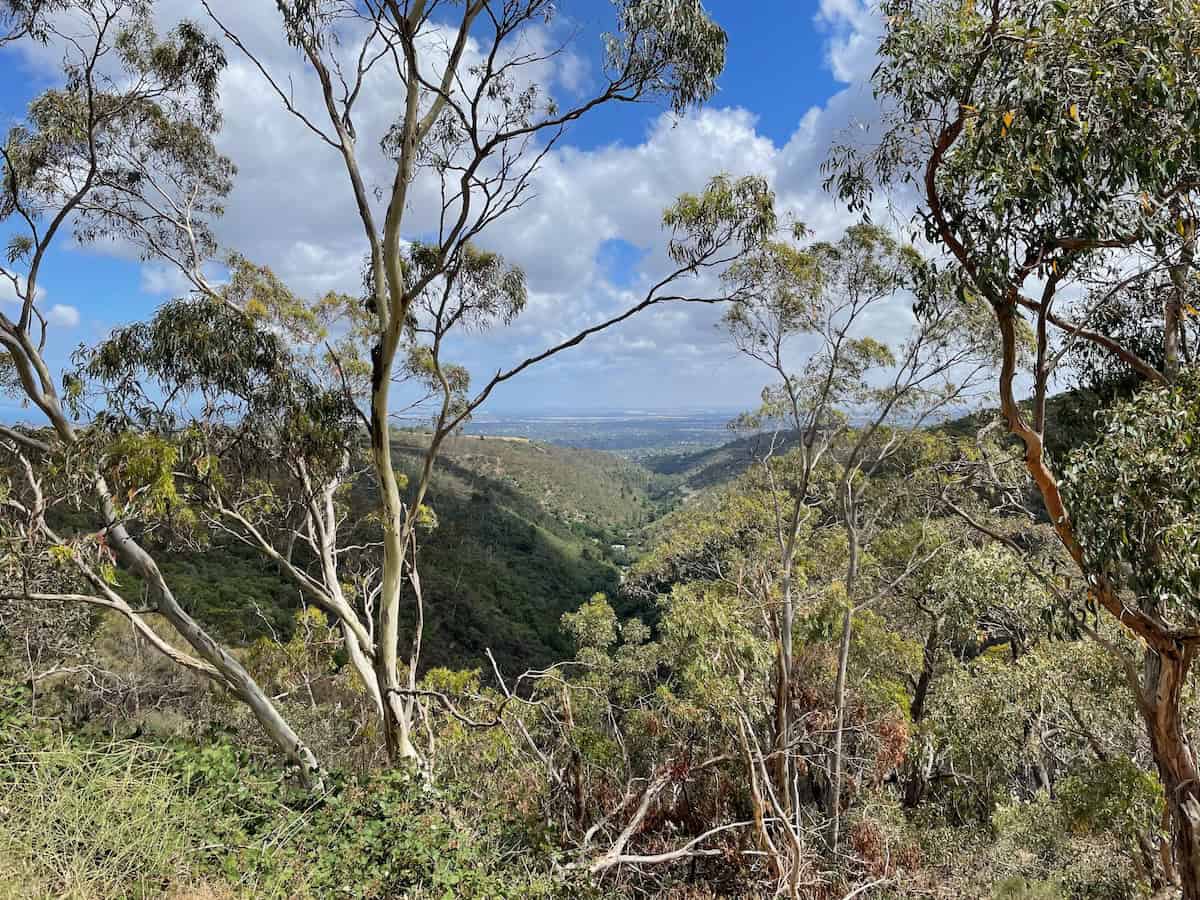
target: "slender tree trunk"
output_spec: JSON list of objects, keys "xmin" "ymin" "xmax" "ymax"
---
[
  {"xmin": 830, "ymin": 603, "xmax": 853, "ymax": 849},
  {"xmin": 773, "ymin": 484, "xmax": 812, "ymax": 803},
  {"xmin": 1139, "ymin": 645, "xmax": 1200, "ymax": 899},
  {"xmin": 341, "ymin": 621, "xmax": 383, "ymax": 718},
  {"xmin": 3, "ymin": 328, "xmax": 328, "ymax": 787},
  {"xmin": 902, "ymin": 615, "xmax": 941, "ymax": 809},
  {"xmin": 1136, "ymin": 830, "xmax": 1170, "ymax": 895},
  {"xmin": 829, "ymin": 507, "xmax": 859, "ymax": 850},
  {"xmin": 1166, "ymin": 210, "xmax": 1194, "ymax": 383},
  {"xmin": 1166, "ymin": 289, "xmax": 1184, "ymax": 383},
  {"xmin": 369, "ymin": 345, "xmax": 418, "ymax": 765},
  {"xmin": 773, "ymin": 653, "xmax": 790, "ymax": 795},
  {"xmin": 774, "ymin": 568, "xmax": 795, "ymax": 803},
  {"xmin": 21, "ymin": 364, "xmax": 324, "ymax": 786},
  {"xmin": 99, "ymin": 503, "xmax": 323, "ymax": 787},
  {"xmin": 909, "ymin": 616, "xmax": 940, "ymax": 725}
]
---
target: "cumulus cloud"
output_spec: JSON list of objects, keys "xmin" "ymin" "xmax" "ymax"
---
[
  {"xmin": 5, "ymin": 0, "xmax": 893, "ymax": 410},
  {"xmin": 817, "ymin": 0, "xmax": 884, "ymax": 84},
  {"xmin": 0, "ymin": 273, "xmax": 47, "ymax": 308},
  {"xmin": 47, "ymin": 304, "xmax": 80, "ymax": 327},
  {"xmin": 0, "ymin": 277, "xmax": 77, "ymax": 332}
]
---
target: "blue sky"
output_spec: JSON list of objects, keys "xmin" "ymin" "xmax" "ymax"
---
[
  {"xmin": 0, "ymin": 1, "xmax": 885, "ymax": 419},
  {"xmin": 549, "ymin": 1, "xmax": 843, "ymax": 149}
]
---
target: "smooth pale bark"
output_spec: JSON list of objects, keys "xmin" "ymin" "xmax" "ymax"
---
[
  {"xmin": 368, "ymin": 362, "xmax": 419, "ymax": 763},
  {"xmin": 341, "ymin": 620, "xmax": 383, "ymax": 718},
  {"xmin": 99, "ymin": 479, "xmax": 323, "ymax": 787},
  {"xmin": 358, "ymin": 5, "xmax": 448, "ymax": 763},
  {"xmin": 829, "ymin": 605, "xmax": 853, "ymax": 848},
  {"xmin": 772, "ymin": 499, "xmax": 805, "ymax": 801},
  {"xmin": 3, "ymin": 331, "xmax": 323, "ymax": 787}
]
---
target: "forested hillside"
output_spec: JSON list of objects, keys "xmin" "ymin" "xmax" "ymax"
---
[
  {"xmin": 5, "ymin": 0, "xmax": 1200, "ymax": 898},
  {"xmin": 84, "ymin": 433, "xmax": 663, "ymax": 672},
  {"xmin": 384, "ymin": 434, "xmax": 662, "ymax": 669}
]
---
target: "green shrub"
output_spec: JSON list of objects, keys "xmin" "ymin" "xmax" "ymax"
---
[{"xmin": 0, "ymin": 708, "xmax": 587, "ymax": 900}]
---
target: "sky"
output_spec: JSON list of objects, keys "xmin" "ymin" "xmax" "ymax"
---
[{"xmin": 0, "ymin": 0, "xmax": 895, "ymax": 418}]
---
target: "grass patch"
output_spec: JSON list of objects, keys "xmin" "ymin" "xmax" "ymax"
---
[{"xmin": 0, "ymin": 740, "xmax": 217, "ymax": 899}]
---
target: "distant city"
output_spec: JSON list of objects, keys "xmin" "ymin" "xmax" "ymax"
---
[
  {"xmin": 394, "ymin": 404, "xmax": 978, "ymax": 456},
  {"xmin": 396, "ymin": 409, "xmax": 745, "ymax": 456}
]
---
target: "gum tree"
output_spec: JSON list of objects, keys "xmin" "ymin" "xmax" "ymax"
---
[
  {"xmin": 204, "ymin": 0, "xmax": 773, "ymax": 764},
  {"xmin": 0, "ymin": 0, "xmax": 332, "ymax": 784},
  {"xmin": 71, "ymin": 170, "xmax": 774, "ymax": 766},
  {"xmin": 827, "ymin": 0, "xmax": 1200, "ymax": 889},
  {"xmin": 1063, "ymin": 370, "xmax": 1200, "ymax": 890},
  {"xmin": 1, "ymin": 0, "xmax": 772, "ymax": 781},
  {"xmin": 721, "ymin": 223, "xmax": 996, "ymax": 858},
  {"xmin": 0, "ymin": 0, "xmax": 53, "ymax": 44}
]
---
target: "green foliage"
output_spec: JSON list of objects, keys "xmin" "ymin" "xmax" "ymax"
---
[
  {"xmin": 627, "ymin": 470, "xmax": 794, "ymax": 603},
  {"xmin": 833, "ymin": 0, "xmax": 1200, "ymax": 278},
  {"xmin": 0, "ymin": 719, "xmax": 581, "ymax": 900},
  {"xmin": 383, "ymin": 435, "xmax": 641, "ymax": 671},
  {"xmin": 1057, "ymin": 756, "xmax": 1163, "ymax": 845},
  {"xmin": 925, "ymin": 544, "xmax": 1050, "ymax": 647},
  {"xmin": 662, "ymin": 173, "xmax": 776, "ymax": 267},
  {"xmin": 126, "ymin": 545, "xmax": 302, "ymax": 642},
  {"xmin": 1067, "ymin": 272, "xmax": 1200, "ymax": 398},
  {"xmin": 990, "ymin": 792, "xmax": 1145, "ymax": 900},
  {"xmin": 658, "ymin": 581, "xmax": 773, "ymax": 722},
  {"xmin": 1064, "ymin": 367, "xmax": 1200, "ymax": 616},
  {"xmin": 2, "ymin": 5, "xmax": 230, "ymax": 280},
  {"xmin": 408, "ymin": 242, "xmax": 527, "ymax": 330},
  {"xmin": 80, "ymin": 298, "xmax": 361, "ymax": 477},
  {"xmin": 992, "ymin": 876, "xmax": 1066, "ymax": 900},
  {"xmin": 253, "ymin": 769, "xmax": 572, "ymax": 899},
  {"xmin": 103, "ymin": 430, "xmax": 181, "ymax": 516},
  {"xmin": 562, "ymin": 593, "xmax": 619, "ymax": 653},
  {"xmin": 608, "ymin": 0, "xmax": 728, "ymax": 114}
]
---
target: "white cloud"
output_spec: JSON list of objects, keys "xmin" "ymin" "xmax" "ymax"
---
[
  {"xmin": 816, "ymin": 0, "xmax": 883, "ymax": 85},
  {"xmin": 6, "ymin": 0, "xmax": 894, "ymax": 410},
  {"xmin": 0, "ymin": 277, "xmax": 77, "ymax": 331},
  {"xmin": 140, "ymin": 264, "xmax": 194, "ymax": 297},
  {"xmin": 46, "ymin": 304, "xmax": 80, "ymax": 328},
  {"xmin": 0, "ymin": 273, "xmax": 46, "ymax": 307}
]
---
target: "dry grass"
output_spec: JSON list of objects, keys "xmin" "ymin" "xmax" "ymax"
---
[{"xmin": 0, "ymin": 740, "xmax": 218, "ymax": 900}]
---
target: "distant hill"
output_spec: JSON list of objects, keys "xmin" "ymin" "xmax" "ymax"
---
[
  {"xmin": 643, "ymin": 387, "xmax": 1109, "ymax": 500},
  {"xmin": 126, "ymin": 434, "xmax": 673, "ymax": 674},
  {"xmin": 382, "ymin": 433, "xmax": 669, "ymax": 671},
  {"xmin": 933, "ymin": 387, "xmax": 1111, "ymax": 465},
  {"xmin": 644, "ymin": 429, "xmax": 802, "ymax": 496},
  {"xmin": 392, "ymin": 432, "xmax": 667, "ymax": 537},
  {"xmin": 92, "ymin": 393, "xmax": 1107, "ymax": 676}
]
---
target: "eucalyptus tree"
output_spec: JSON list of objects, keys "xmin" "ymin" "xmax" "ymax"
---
[
  {"xmin": 1062, "ymin": 368, "xmax": 1200, "ymax": 888},
  {"xmin": 0, "ymin": 0, "xmax": 330, "ymax": 784},
  {"xmin": 1065, "ymin": 268, "xmax": 1200, "ymax": 404},
  {"xmin": 721, "ymin": 223, "xmax": 996, "ymax": 851},
  {"xmin": 74, "ymin": 284, "xmax": 385, "ymax": 702},
  {"xmin": 896, "ymin": 543, "xmax": 1054, "ymax": 809},
  {"xmin": 826, "ymin": 0, "xmax": 1200, "ymax": 889},
  {"xmin": 204, "ymin": 0, "xmax": 774, "ymax": 764},
  {"xmin": 0, "ymin": 0, "xmax": 53, "ymax": 44}
]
